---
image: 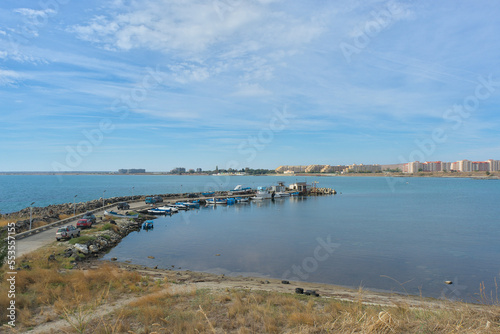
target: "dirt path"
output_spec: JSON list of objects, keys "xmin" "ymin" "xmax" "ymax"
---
[{"xmin": 27, "ymin": 284, "xmax": 193, "ymax": 334}]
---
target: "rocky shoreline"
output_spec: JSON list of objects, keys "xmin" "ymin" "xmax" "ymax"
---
[
  {"xmin": 3, "ymin": 191, "xmax": 226, "ymax": 233},
  {"xmin": 56, "ymin": 217, "xmax": 143, "ymax": 267}
]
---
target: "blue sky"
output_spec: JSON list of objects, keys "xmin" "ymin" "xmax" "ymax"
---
[{"xmin": 1, "ymin": 0, "xmax": 500, "ymax": 172}]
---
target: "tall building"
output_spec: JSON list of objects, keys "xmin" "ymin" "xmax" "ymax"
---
[{"xmin": 343, "ymin": 164, "xmax": 382, "ymax": 173}]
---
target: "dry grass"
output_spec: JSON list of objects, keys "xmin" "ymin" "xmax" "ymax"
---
[
  {"xmin": 87, "ymin": 288, "xmax": 500, "ymax": 334},
  {"xmin": 2, "ymin": 246, "xmax": 500, "ymax": 333},
  {"xmin": 0, "ymin": 246, "xmax": 145, "ymax": 330}
]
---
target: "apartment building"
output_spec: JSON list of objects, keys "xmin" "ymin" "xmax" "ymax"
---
[{"xmin": 403, "ymin": 159, "xmax": 500, "ymax": 173}]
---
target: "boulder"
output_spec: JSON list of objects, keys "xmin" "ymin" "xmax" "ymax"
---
[{"xmin": 74, "ymin": 243, "xmax": 89, "ymax": 254}]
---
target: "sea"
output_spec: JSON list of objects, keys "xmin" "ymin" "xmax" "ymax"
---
[{"xmin": 1, "ymin": 174, "xmax": 499, "ymax": 302}]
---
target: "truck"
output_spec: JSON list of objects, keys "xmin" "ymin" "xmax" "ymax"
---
[
  {"xmin": 56, "ymin": 226, "xmax": 80, "ymax": 241},
  {"xmin": 145, "ymin": 197, "xmax": 157, "ymax": 204}
]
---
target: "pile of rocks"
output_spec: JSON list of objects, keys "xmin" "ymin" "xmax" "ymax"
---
[
  {"xmin": 62, "ymin": 219, "xmax": 142, "ymax": 262},
  {"xmin": 308, "ymin": 187, "xmax": 337, "ymax": 195}
]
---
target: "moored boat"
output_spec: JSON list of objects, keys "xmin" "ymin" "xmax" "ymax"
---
[
  {"xmin": 251, "ymin": 187, "xmax": 272, "ymax": 200},
  {"xmin": 206, "ymin": 198, "xmax": 228, "ymax": 205},
  {"xmin": 104, "ymin": 210, "xmax": 139, "ymax": 218},
  {"xmin": 142, "ymin": 220, "xmax": 154, "ymax": 229}
]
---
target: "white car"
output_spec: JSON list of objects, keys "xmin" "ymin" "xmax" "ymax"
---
[{"xmin": 56, "ymin": 225, "xmax": 80, "ymax": 241}]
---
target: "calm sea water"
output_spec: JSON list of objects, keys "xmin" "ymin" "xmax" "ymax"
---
[{"xmin": 2, "ymin": 175, "xmax": 500, "ymax": 301}]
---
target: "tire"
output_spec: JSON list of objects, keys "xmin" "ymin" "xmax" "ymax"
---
[
  {"xmin": 70, "ymin": 234, "xmax": 73, "ymax": 239},
  {"xmin": 77, "ymin": 232, "xmax": 80, "ymax": 237},
  {"xmin": 56, "ymin": 238, "xmax": 60, "ymax": 241}
]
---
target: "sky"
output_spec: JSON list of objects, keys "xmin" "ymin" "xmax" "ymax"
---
[{"xmin": 1, "ymin": 0, "xmax": 500, "ymax": 172}]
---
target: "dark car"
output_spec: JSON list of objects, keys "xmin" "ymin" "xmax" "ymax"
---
[
  {"xmin": 117, "ymin": 202, "xmax": 130, "ymax": 210},
  {"xmin": 187, "ymin": 193, "xmax": 198, "ymax": 198},
  {"xmin": 82, "ymin": 212, "xmax": 96, "ymax": 223},
  {"xmin": 154, "ymin": 196, "xmax": 163, "ymax": 203}
]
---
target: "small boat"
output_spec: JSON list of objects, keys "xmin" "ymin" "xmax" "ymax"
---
[
  {"xmin": 206, "ymin": 198, "xmax": 227, "ymax": 205},
  {"xmin": 202, "ymin": 192, "xmax": 215, "ymax": 196},
  {"xmin": 171, "ymin": 204, "xmax": 188, "ymax": 210},
  {"xmin": 104, "ymin": 210, "xmax": 139, "ymax": 218},
  {"xmin": 158, "ymin": 206, "xmax": 178, "ymax": 213},
  {"xmin": 276, "ymin": 192, "xmax": 290, "ymax": 197},
  {"xmin": 251, "ymin": 187, "xmax": 272, "ymax": 200},
  {"xmin": 147, "ymin": 207, "xmax": 175, "ymax": 215},
  {"xmin": 177, "ymin": 202, "xmax": 199, "ymax": 208},
  {"xmin": 142, "ymin": 220, "xmax": 154, "ymax": 230},
  {"xmin": 235, "ymin": 197, "xmax": 249, "ymax": 203},
  {"xmin": 228, "ymin": 185, "xmax": 252, "ymax": 195},
  {"xmin": 226, "ymin": 198, "xmax": 236, "ymax": 205},
  {"xmin": 290, "ymin": 192, "xmax": 300, "ymax": 196}
]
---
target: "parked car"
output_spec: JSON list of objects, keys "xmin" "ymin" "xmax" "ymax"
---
[
  {"xmin": 154, "ymin": 196, "xmax": 163, "ymax": 203},
  {"xmin": 145, "ymin": 197, "xmax": 157, "ymax": 204},
  {"xmin": 117, "ymin": 202, "xmax": 130, "ymax": 210},
  {"xmin": 77, "ymin": 218, "xmax": 93, "ymax": 229},
  {"xmin": 187, "ymin": 193, "xmax": 198, "ymax": 198},
  {"xmin": 56, "ymin": 225, "xmax": 80, "ymax": 241},
  {"xmin": 82, "ymin": 212, "xmax": 96, "ymax": 224}
]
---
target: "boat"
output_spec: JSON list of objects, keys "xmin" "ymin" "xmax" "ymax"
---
[
  {"xmin": 228, "ymin": 185, "xmax": 252, "ymax": 195},
  {"xmin": 202, "ymin": 191, "xmax": 215, "ymax": 196},
  {"xmin": 206, "ymin": 198, "xmax": 227, "ymax": 205},
  {"xmin": 104, "ymin": 210, "xmax": 139, "ymax": 218},
  {"xmin": 235, "ymin": 197, "xmax": 249, "ymax": 203},
  {"xmin": 176, "ymin": 202, "xmax": 199, "ymax": 208},
  {"xmin": 142, "ymin": 220, "xmax": 154, "ymax": 230},
  {"xmin": 147, "ymin": 207, "xmax": 175, "ymax": 215},
  {"xmin": 251, "ymin": 187, "xmax": 272, "ymax": 200},
  {"xmin": 276, "ymin": 192, "xmax": 290, "ymax": 197},
  {"xmin": 158, "ymin": 206, "xmax": 178, "ymax": 213},
  {"xmin": 226, "ymin": 198, "xmax": 236, "ymax": 205},
  {"xmin": 171, "ymin": 203, "xmax": 188, "ymax": 210},
  {"xmin": 290, "ymin": 192, "xmax": 300, "ymax": 196}
]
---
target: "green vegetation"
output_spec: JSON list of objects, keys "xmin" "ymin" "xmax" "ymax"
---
[{"xmin": 68, "ymin": 235, "xmax": 96, "ymax": 245}]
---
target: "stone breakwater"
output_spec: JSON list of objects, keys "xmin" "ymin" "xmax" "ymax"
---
[
  {"xmin": 58, "ymin": 219, "xmax": 142, "ymax": 266},
  {"xmin": 1, "ymin": 191, "xmax": 228, "ymax": 233}
]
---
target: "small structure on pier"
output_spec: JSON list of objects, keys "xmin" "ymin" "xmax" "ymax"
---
[
  {"xmin": 288, "ymin": 182, "xmax": 308, "ymax": 193},
  {"xmin": 269, "ymin": 182, "xmax": 287, "ymax": 193}
]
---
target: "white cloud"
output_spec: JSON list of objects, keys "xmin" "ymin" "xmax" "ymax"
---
[
  {"xmin": 13, "ymin": 8, "xmax": 56, "ymax": 18},
  {"xmin": 70, "ymin": 0, "xmax": 324, "ymax": 56},
  {"xmin": 0, "ymin": 69, "xmax": 22, "ymax": 86}
]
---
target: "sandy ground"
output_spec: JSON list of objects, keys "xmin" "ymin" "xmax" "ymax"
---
[{"xmin": 109, "ymin": 261, "xmax": 470, "ymax": 310}]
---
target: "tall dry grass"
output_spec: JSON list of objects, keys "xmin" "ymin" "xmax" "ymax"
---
[
  {"xmin": 0, "ymin": 246, "xmax": 143, "ymax": 329},
  {"xmin": 89, "ymin": 288, "xmax": 500, "ymax": 334}
]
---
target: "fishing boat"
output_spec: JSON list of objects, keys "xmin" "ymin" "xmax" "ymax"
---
[
  {"xmin": 142, "ymin": 220, "xmax": 154, "ymax": 230},
  {"xmin": 228, "ymin": 185, "xmax": 252, "ymax": 195},
  {"xmin": 104, "ymin": 210, "xmax": 139, "ymax": 218},
  {"xmin": 158, "ymin": 206, "xmax": 178, "ymax": 213},
  {"xmin": 176, "ymin": 202, "xmax": 199, "ymax": 208},
  {"xmin": 206, "ymin": 198, "xmax": 227, "ymax": 205},
  {"xmin": 251, "ymin": 187, "xmax": 272, "ymax": 200},
  {"xmin": 147, "ymin": 207, "xmax": 174, "ymax": 215},
  {"xmin": 171, "ymin": 203, "xmax": 188, "ymax": 210}
]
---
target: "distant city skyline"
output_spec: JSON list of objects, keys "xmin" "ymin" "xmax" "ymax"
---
[{"xmin": 1, "ymin": 1, "xmax": 500, "ymax": 171}]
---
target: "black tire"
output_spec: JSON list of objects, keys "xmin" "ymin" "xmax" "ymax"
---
[
  {"xmin": 77, "ymin": 232, "xmax": 80, "ymax": 237},
  {"xmin": 56, "ymin": 238, "xmax": 60, "ymax": 242}
]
